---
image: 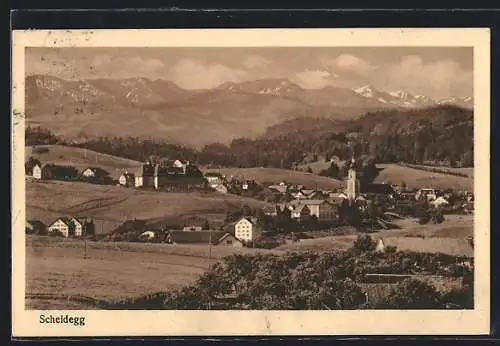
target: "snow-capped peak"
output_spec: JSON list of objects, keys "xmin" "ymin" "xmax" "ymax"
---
[
  {"xmin": 354, "ymin": 85, "xmax": 377, "ymax": 98},
  {"xmin": 388, "ymin": 90, "xmax": 411, "ymax": 100}
]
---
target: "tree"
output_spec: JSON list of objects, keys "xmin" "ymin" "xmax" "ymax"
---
[
  {"xmin": 353, "ymin": 235, "xmax": 376, "ymax": 253},
  {"xmin": 84, "ymin": 219, "xmax": 95, "ymax": 236},
  {"xmin": 382, "ymin": 279, "xmax": 441, "ymax": 309},
  {"xmin": 25, "ymin": 156, "xmax": 41, "ymax": 175},
  {"xmin": 202, "ymin": 220, "xmax": 210, "ymax": 230}
]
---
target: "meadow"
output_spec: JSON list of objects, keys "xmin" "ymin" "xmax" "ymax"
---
[
  {"xmin": 25, "ymin": 212, "xmax": 473, "ymax": 310},
  {"xmin": 26, "ymin": 235, "xmax": 281, "ymax": 309},
  {"xmin": 374, "ymin": 164, "xmax": 473, "ymax": 190},
  {"xmin": 26, "ymin": 145, "xmax": 142, "ymax": 179},
  {"xmin": 26, "ymin": 179, "xmax": 270, "ymax": 232}
]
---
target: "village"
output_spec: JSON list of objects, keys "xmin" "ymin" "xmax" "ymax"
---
[{"xmin": 25, "ymin": 154, "xmax": 475, "ymax": 255}]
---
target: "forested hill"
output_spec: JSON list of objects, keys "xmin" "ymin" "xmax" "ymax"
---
[{"xmin": 25, "ymin": 105, "xmax": 473, "ymax": 169}]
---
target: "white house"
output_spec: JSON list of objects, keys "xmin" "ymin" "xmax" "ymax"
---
[
  {"xmin": 214, "ymin": 184, "xmax": 228, "ymax": 194},
  {"xmin": 32, "ymin": 163, "xmax": 52, "ymax": 180},
  {"xmin": 47, "ymin": 217, "xmax": 84, "ymax": 237},
  {"xmin": 234, "ymin": 217, "xmax": 262, "ymax": 243},
  {"xmin": 431, "ymin": 196, "xmax": 450, "ymax": 208},
  {"xmin": 173, "ymin": 159, "xmax": 189, "ymax": 173},
  {"xmin": 119, "ymin": 172, "xmax": 135, "ymax": 187}
]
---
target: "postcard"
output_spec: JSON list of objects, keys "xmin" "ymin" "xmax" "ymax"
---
[{"xmin": 11, "ymin": 28, "xmax": 491, "ymax": 336}]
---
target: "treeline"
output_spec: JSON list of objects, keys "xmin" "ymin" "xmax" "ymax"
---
[
  {"xmin": 397, "ymin": 163, "xmax": 470, "ymax": 178},
  {"xmin": 107, "ymin": 235, "xmax": 473, "ymax": 310},
  {"xmin": 25, "ymin": 105, "xmax": 473, "ymax": 169}
]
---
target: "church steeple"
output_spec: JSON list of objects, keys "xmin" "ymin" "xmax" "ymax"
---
[{"xmin": 345, "ymin": 155, "xmax": 360, "ymax": 200}]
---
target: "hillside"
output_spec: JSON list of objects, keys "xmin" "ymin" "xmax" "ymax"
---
[
  {"xmin": 374, "ymin": 164, "xmax": 473, "ymax": 190},
  {"xmin": 25, "ymin": 75, "xmax": 397, "ymax": 147},
  {"xmin": 26, "ymin": 145, "xmax": 142, "ymax": 179},
  {"xmin": 202, "ymin": 167, "xmax": 343, "ymax": 189},
  {"xmin": 26, "ymin": 180, "xmax": 271, "ymax": 232}
]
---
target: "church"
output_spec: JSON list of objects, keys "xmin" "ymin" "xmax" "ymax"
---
[{"xmin": 344, "ymin": 156, "xmax": 395, "ymax": 202}]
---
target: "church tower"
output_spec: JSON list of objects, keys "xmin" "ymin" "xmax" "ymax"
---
[{"xmin": 345, "ymin": 156, "xmax": 360, "ymax": 200}]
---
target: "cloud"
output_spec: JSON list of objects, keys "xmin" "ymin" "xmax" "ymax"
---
[
  {"xmin": 169, "ymin": 59, "xmax": 247, "ymax": 89},
  {"xmin": 294, "ymin": 69, "xmax": 337, "ymax": 89},
  {"xmin": 379, "ymin": 55, "xmax": 473, "ymax": 98},
  {"xmin": 91, "ymin": 55, "xmax": 165, "ymax": 78},
  {"xmin": 244, "ymin": 55, "xmax": 271, "ymax": 69},
  {"xmin": 26, "ymin": 52, "xmax": 167, "ymax": 80},
  {"xmin": 322, "ymin": 54, "xmax": 378, "ymax": 75}
]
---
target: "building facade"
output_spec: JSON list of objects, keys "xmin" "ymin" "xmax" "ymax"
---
[{"xmin": 234, "ymin": 217, "xmax": 262, "ymax": 243}]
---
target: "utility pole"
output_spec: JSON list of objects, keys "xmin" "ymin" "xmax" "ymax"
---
[
  {"xmin": 208, "ymin": 228, "xmax": 213, "ymax": 311},
  {"xmin": 83, "ymin": 238, "xmax": 88, "ymax": 259}
]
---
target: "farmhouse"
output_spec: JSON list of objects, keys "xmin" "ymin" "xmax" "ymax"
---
[
  {"xmin": 262, "ymin": 205, "xmax": 279, "ymax": 217},
  {"xmin": 81, "ymin": 167, "xmax": 109, "ymax": 179},
  {"xmin": 173, "ymin": 159, "xmax": 190, "ymax": 173},
  {"xmin": 135, "ymin": 163, "xmax": 156, "ymax": 188},
  {"xmin": 216, "ymin": 233, "xmax": 244, "ymax": 247},
  {"xmin": 289, "ymin": 203, "xmax": 311, "ymax": 221},
  {"xmin": 268, "ymin": 183, "xmax": 287, "ymax": 194},
  {"xmin": 183, "ymin": 225, "xmax": 203, "ymax": 232},
  {"xmin": 205, "ymin": 172, "xmax": 224, "ymax": 188},
  {"xmin": 47, "ymin": 217, "xmax": 84, "ymax": 237},
  {"xmin": 32, "ymin": 163, "xmax": 52, "ymax": 180},
  {"xmin": 25, "ymin": 220, "xmax": 46, "ymax": 234},
  {"xmin": 119, "ymin": 172, "xmax": 135, "ymax": 187},
  {"xmin": 289, "ymin": 199, "xmax": 338, "ymax": 221},
  {"xmin": 375, "ymin": 237, "xmax": 474, "ymax": 258},
  {"xmin": 431, "ymin": 196, "xmax": 450, "ymax": 208},
  {"xmin": 234, "ymin": 217, "xmax": 262, "ymax": 243}
]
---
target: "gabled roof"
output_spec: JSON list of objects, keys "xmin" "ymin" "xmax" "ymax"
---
[
  {"xmin": 49, "ymin": 217, "xmax": 72, "ymax": 227},
  {"xmin": 216, "ymin": 233, "xmax": 242, "ymax": 245},
  {"xmin": 236, "ymin": 217, "xmax": 258, "ymax": 226}
]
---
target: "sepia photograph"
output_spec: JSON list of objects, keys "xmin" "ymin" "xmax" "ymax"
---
[{"xmin": 11, "ymin": 28, "xmax": 490, "ymax": 336}]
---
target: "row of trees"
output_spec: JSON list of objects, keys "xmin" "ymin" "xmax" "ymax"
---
[
  {"xmin": 108, "ymin": 235, "xmax": 473, "ymax": 310},
  {"xmin": 26, "ymin": 104, "xmax": 473, "ymax": 170}
]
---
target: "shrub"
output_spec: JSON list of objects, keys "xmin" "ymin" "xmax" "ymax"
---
[
  {"xmin": 33, "ymin": 146, "xmax": 50, "ymax": 155},
  {"xmin": 381, "ymin": 278, "xmax": 441, "ymax": 309},
  {"xmin": 353, "ymin": 235, "xmax": 377, "ymax": 253},
  {"xmin": 48, "ymin": 230, "xmax": 65, "ymax": 237}
]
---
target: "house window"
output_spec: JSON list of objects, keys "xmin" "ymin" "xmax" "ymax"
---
[{"xmin": 226, "ymin": 240, "xmax": 232, "ymax": 244}]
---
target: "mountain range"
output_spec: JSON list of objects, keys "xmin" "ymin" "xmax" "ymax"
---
[{"xmin": 25, "ymin": 74, "xmax": 473, "ymax": 148}]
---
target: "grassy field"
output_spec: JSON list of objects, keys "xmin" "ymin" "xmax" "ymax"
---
[
  {"xmin": 415, "ymin": 164, "xmax": 474, "ymax": 178},
  {"xmin": 375, "ymin": 164, "xmax": 473, "ymax": 190},
  {"xmin": 203, "ymin": 167, "xmax": 343, "ymax": 189},
  {"xmin": 25, "ymin": 235, "xmax": 283, "ymax": 309},
  {"xmin": 26, "ymin": 145, "xmax": 142, "ymax": 179},
  {"xmin": 26, "ymin": 179, "xmax": 270, "ymax": 232},
  {"xmin": 276, "ymin": 214, "xmax": 474, "ymax": 252}
]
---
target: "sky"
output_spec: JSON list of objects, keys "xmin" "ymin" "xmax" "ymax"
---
[{"xmin": 26, "ymin": 47, "xmax": 473, "ymax": 99}]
